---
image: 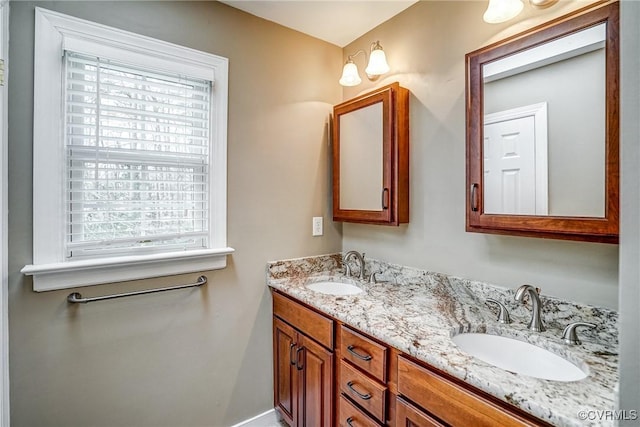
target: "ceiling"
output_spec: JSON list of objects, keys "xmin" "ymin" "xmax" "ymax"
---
[{"xmin": 219, "ymin": 1, "xmax": 419, "ymax": 47}]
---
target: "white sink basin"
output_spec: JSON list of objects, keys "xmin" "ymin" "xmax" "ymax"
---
[
  {"xmin": 452, "ymin": 333, "xmax": 587, "ymax": 382},
  {"xmin": 306, "ymin": 281, "xmax": 363, "ymax": 296}
]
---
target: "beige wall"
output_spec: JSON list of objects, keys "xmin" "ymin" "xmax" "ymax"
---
[
  {"xmin": 341, "ymin": 0, "xmax": 619, "ymax": 308},
  {"xmin": 8, "ymin": 2, "xmax": 341, "ymax": 426}
]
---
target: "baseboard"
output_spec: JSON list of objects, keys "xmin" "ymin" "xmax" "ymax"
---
[{"xmin": 230, "ymin": 408, "xmax": 279, "ymax": 427}]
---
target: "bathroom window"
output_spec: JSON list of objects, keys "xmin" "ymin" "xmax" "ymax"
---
[
  {"xmin": 23, "ymin": 8, "xmax": 233, "ymax": 291},
  {"xmin": 65, "ymin": 53, "xmax": 212, "ymax": 259}
]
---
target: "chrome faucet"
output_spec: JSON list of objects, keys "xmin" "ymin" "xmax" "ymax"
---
[
  {"xmin": 486, "ymin": 298, "xmax": 511, "ymax": 324},
  {"xmin": 514, "ymin": 285, "xmax": 545, "ymax": 332},
  {"xmin": 562, "ymin": 322, "xmax": 597, "ymax": 345},
  {"xmin": 344, "ymin": 250, "xmax": 366, "ymax": 279}
]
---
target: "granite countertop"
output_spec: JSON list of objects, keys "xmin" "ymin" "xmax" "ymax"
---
[{"xmin": 266, "ymin": 254, "xmax": 619, "ymax": 427}]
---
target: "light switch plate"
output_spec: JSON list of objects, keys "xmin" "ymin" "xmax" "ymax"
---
[{"xmin": 312, "ymin": 217, "xmax": 323, "ymax": 236}]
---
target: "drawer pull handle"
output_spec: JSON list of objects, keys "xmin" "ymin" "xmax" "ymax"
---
[
  {"xmin": 347, "ymin": 345, "xmax": 372, "ymax": 361},
  {"xmin": 289, "ymin": 343, "xmax": 297, "ymax": 366},
  {"xmin": 346, "ymin": 381, "xmax": 372, "ymax": 400},
  {"xmin": 295, "ymin": 347, "xmax": 304, "ymax": 371},
  {"xmin": 346, "ymin": 417, "xmax": 355, "ymax": 427}
]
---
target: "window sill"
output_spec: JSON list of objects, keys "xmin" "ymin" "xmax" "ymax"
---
[{"xmin": 21, "ymin": 247, "xmax": 235, "ymax": 292}]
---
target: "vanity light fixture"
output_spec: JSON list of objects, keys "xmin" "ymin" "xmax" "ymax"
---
[
  {"xmin": 483, "ymin": 0, "xmax": 524, "ymax": 24},
  {"xmin": 483, "ymin": 0, "xmax": 560, "ymax": 24},
  {"xmin": 339, "ymin": 41, "xmax": 390, "ymax": 87}
]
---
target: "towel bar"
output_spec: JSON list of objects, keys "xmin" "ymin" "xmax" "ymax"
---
[{"xmin": 67, "ymin": 275, "xmax": 207, "ymax": 304}]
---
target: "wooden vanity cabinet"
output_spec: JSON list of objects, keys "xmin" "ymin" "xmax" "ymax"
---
[
  {"xmin": 273, "ymin": 292, "xmax": 334, "ymax": 427},
  {"xmin": 271, "ymin": 289, "xmax": 551, "ymax": 427}
]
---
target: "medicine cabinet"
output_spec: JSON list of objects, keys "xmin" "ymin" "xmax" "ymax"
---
[
  {"xmin": 332, "ymin": 82, "xmax": 409, "ymax": 225},
  {"xmin": 466, "ymin": 2, "xmax": 619, "ymax": 243}
]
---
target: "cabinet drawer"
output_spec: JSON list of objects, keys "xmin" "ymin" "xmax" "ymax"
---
[
  {"xmin": 340, "ymin": 360, "xmax": 387, "ymax": 423},
  {"xmin": 339, "ymin": 395, "xmax": 382, "ymax": 427},
  {"xmin": 397, "ymin": 356, "xmax": 538, "ymax": 427},
  {"xmin": 396, "ymin": 397, "xmax": 445, "ymax": 427},
  {"xmin": 272, "ymin": 291, "xmax": 334, "ymax": 349},
  {"xmin": 340, "ymin": 325, "xmax": 387, "ymax": 382}
]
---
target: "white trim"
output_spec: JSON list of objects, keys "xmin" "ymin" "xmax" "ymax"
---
[
  {"xmin": 229, "ymin": 409, "xmax": 279, "ymax": 427},
  {"xmin": 30, "ymin": 8, "xmax": 231, "ymax": 292},
  {"xmin": 39, "ymin": 7, "xmax": 219, "ymax": 80},
  {"xmin": 0, "ymin": 1, "xmax": 8, "ymax": 425},
  {"xmin": 22, "ymin": 248, "xmax": 234, "ymax": 292},
  {"xmin": 485, "ymin": 102, "xmax": 549, "ymax": 215}
]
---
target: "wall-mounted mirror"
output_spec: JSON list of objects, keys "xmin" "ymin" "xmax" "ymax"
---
[
  {"xmin": 466, "ymin": 1, "xmax": 619, "ymax": 243},
  {"xmin": 332, "ymin": 83, "xmax": 409, "ymax": 225},
  {"xmin": 339, "ymin": 102, "xmax": 384, "ymax": 211}
]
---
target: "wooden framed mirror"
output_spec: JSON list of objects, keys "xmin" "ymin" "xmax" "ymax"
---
[
  {"xmin": 332, "ymin": 83, "xmax": 409, "ymax": 225},
  {"xmin": 466, "ymin": 1, "xmax": 619, "ymax": 243}
]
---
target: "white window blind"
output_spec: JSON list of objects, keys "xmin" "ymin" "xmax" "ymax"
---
[{"xmin": 65, "ymin": 52, "xmax": 212, "ymax": 259}]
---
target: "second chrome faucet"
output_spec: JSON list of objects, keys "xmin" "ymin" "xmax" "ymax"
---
[
  {"xmin": 490, "ymin": 285, "xmax": 598, "ymax": 345},
  {"xmin": 514, "ymin": 284, "xmax": 545, "ymax": 332}
]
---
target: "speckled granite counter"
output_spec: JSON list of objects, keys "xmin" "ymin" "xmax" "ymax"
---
[{"xmin": 267, "ymin": 254, "xmax": 619, "ymax": 427}]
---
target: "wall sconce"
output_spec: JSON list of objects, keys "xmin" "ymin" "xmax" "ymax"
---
[
  {"xmin": 339, "ymin": 41, "xmax": 390, "ymax": 87},
  {"xmin": 483, "ymin": 0, "xmax": 559, "ymax": 24}
]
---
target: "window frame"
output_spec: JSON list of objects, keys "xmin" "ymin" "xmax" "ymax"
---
[{"xmin": 22, "ymin": 8, "xmax": 233, "ymax": 292}]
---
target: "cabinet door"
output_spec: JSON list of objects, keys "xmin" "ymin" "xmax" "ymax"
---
[
  {"xmin": 396, "ymin": 398, "xmax": 444, "ymax": 427},
  {"xmin": 297, "ymin": 333, "xmax": 334, "ymax": 427},
  {"xmin": 274, "ymin": 318, "xmax": 297, "ymax": 426}
]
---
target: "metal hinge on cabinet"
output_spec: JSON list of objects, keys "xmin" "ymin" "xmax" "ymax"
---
[{"xmin": 0, "ymin": 59, "xmax": 4, "ymax": 86}]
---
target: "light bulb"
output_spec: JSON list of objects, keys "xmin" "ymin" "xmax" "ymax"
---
[
  {"xmin": 339, "ymin": 61, "xmax": 362, "ymax": 86},
  {"xmin": 483, "ymin": 0, "xmax": 524, "ymax": 24},
  {"xmin": 365, "ymin": 47, "xmax": 390, "ymax": 76}
]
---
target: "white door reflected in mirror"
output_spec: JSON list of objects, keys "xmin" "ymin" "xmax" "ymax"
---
[{"xmin": 484, "ymin": 103, "xmax": 548, "ymax": 215}]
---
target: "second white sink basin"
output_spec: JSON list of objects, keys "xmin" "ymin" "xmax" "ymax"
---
[
  {"xmin": 306, "ymin": 281, "xmax": 363, "ymax": 296},
  {"xmin": 452, "ymin": 333, "xmax": 587, "ymax": 382}
]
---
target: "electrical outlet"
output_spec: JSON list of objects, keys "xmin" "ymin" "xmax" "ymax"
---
[{"xmin": 312, "ymin": 217, "xmax": 323, "ymax": 236}]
